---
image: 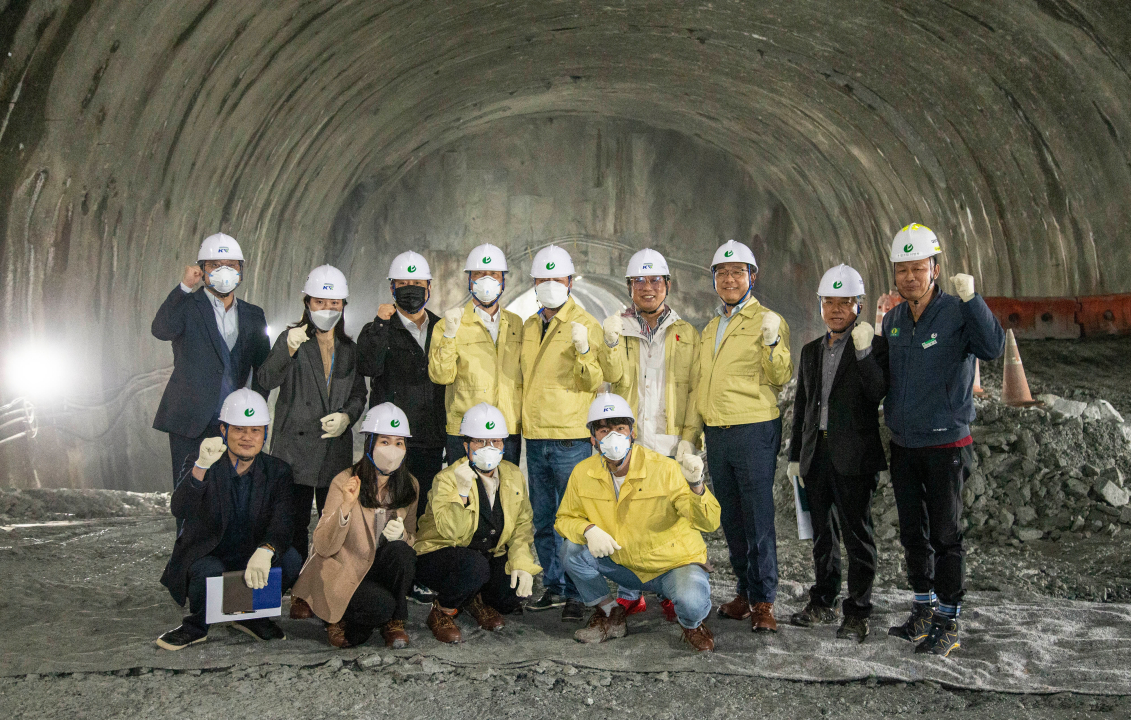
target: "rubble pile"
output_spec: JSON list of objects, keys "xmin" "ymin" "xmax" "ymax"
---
[{"xmin": 0, "ymin": 488, "xmax": 170, "ymax": 523}]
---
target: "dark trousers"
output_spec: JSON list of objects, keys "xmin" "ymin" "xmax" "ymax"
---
[
  {"xmin": 168, "ymin": 421, "xmax": 223, "ymax": 490},
  {"xmin": 182, "ymin": 547, "xmax": 303, "ymax": 634},
  {"xmin": 889, "ymin": 441, "xmax": 973, "ymax": 606},
  {"xmin": 805, "ymin": 437, "xmax": 878, "ymax": 618},
  {"xmin": 405, "ymin": 445, "xmax": 445, "ymax": 519},
  {"xmin": 445, "ymin": 433, "xmax": 522, "ymax": 467},
  {"xmin": 341, "ymin": 540, "xmax": 416, "ymax": 645},
  {"xmin": 290, "ymin": 484, "xmax": 331, "ymax": 561},
  {"xmin": 414, "ymin": 546, "xmax": 521, "ymax": 613},
  {"xmin": 704, "ymin": 419, "xmax": 781, "ymax": 604}
]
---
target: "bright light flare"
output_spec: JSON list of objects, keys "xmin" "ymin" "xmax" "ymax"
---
[{"xmin": 4, "ymin": 342, "xmax": 71, "ymax": 400}]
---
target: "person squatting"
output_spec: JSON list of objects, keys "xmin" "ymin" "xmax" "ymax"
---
[{"xmin": 152, "ymin": 224, "xmax": 1004, "ymax": 657}]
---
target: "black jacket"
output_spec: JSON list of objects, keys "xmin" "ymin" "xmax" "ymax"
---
[
  {"xmin": 357, "ymin": 309, "xmax": 446, "ymax": 448},
  {"xmin": 789, "ymin": 331, "xmax": 887, "ymax": 478},
  {"xmin": 151, "ymin": 287, "xmax": 270, "ymax": 438},
  {"xmin": 160, "ymin": 453, "xmax": 294, "ymax": 605}
]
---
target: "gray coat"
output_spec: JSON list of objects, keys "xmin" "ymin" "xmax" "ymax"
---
[{"xmin": 257, "ymin": 330, "xmax": 368, "ymax": 487}]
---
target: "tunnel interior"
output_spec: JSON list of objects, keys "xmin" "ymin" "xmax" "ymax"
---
[{"xmin": 1, "ymin": 0, "xmax": 1129, "ymax": 490}]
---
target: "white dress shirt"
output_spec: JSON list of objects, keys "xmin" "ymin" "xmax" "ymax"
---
[{"xmin": 397, "ymin": 310, "xmax": 429, "ymax": 351}]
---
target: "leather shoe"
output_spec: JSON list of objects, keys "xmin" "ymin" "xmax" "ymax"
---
[
  {"xmin": 381, "ymin": 619, "xmax": 410, "ymax": 649},
  {"xmin": 427, "ymin": 601, "xmax": 463, "ymax": 644},
  {"xmin": 751, "ymin": 602, "xmax": 777, "ymax": 633},
  {"xmin": 289, "ymin": 596, "xmax": 314, "ymax": 620},
  {"xmin": 681, "ymin": 622, "xmax": 715, "ymax": 652},
  {"xmin": 326, "ymin": 621, "xmax": 352, "ymax": 648},
  {"xmin": 465, "ymin": 594, "xmax": 505, "ymax": 631},
  {"xmin": 717, "ymin": 593, "xmax": 752, "ymax": 620},
  {"xmin": 574, "ymin": 604, "xmax": 627, "ymax": 643}
]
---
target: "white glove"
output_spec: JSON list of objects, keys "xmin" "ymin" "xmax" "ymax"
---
[
  {"xmin": 244, "ymin": 547, "xmax": 274, "ymax": 590},
  {"xmin": 675, "ymin": 439, "xmax": 696, "ymax": 463},
  {"xmin": 510, "ymin": 569, "xmax": 534, "ymax": 598},
  {"xmin": 951, "ymin": 273, "xmax": 975, "ymax": 302},
  {"xmin": 601, "ymin": 315, "xmax": 623, "ymax": 347},
  {"xmin": 382, "ymin": 516, "xmax": 405, "ymax": 542},
  {"xmin": 319, "ymin": 412, "xmax": 351, "ymax": 439},
  {"xmin": 680, "ymin": 454, "xmax": 704, "ymax": 485},
  {"xmin": 583, "ymin": 525, "xmax": 622, "ymax": 558},
  {"xmin": 570, "ymin": 321, "xmax": 590, "ymax": 354},
  {"xmin": 287, "ymin": 325, "xmax": 309, "ymax": 355},
  {"xmin": 195, "ymin": 437, "xmax": 228, "ymax": 470},
  {"xmin": 787, "ymin": 461, "xmax": 800, "ymax": 478},
  {"xmin": 443, "ymin": 307, "xmax": 464, "ymax": 338},
  {"xmin": 761, "ymin": 311, "xmax": 781, "ymax": 346},
  {"xmin": 851, "ymin": 323, "xmax": 874, "ymax": 352},
  {"xmin": 454, "ymin": 462, "xmax": 477, "ymax": 497}
]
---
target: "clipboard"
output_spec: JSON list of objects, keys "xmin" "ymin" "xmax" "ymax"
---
[
  {"xmin": 792, "ymin": 475, "xmax": 813, "ymax": 540},
  {"xmin": 205, "ymin": 566, "xmax": 282, "ymax": 624}
]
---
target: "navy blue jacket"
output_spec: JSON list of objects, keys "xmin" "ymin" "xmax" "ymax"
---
[
  {"xmin": 151, "ymin": 287, "xmax": 271, "ymax": 438},
  {"xmin": 873, "ymin": 290, "xmax": 1005, "ymax": 448}
]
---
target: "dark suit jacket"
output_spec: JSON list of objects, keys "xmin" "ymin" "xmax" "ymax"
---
[
  {"xmin": 789, "ymin": 333, "xmax": 887, "ymax": 478},
  {"xmin": 160, "ymin": 452, "xmax": 294, "ymax": 605},
  {"xmin": 357, "ymin": 309, "xmax": 446, "ymax": 448},
  {"xmin": 151, "ymin": 287, "xmax": 271, "ymax": 438}
]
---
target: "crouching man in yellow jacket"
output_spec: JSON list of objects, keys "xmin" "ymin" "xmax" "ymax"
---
[{"xmin": 555, "ymin": 393, "xmax": 721, "ymax": 652}]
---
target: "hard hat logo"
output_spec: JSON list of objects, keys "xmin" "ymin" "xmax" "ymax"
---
[
  {"xmin": 642, "ymin": 263, "xmax": 653, "ymax": 270},
  {"xmin": 485, "ymin": 421, "xmax": 495, "ymax": 430},
  {"xmin": 407, "ymin": 265, "xmax": 416, "ymax": 273},
  {"xmin": 482, "ymin": 256, "xmax": 492, "ymax": 264},
  {"xmin": 218, "ymin": 247, "xmax": 229, "ymax": 253},
  {"xmin": 724, "ymin": 250, "xmax": 734, "ymax": 258},
  {"xmin": 833, "ymin": 280, "xmax": 843, "ymax": 289},
  {"xmin": 244, "ymin": 408, "xmax": 254, "ymax": 417},
  {"xmin": 546, "ymin": 261, "xmax": 556, "ymax": 270},
  {"xmin": 903, "ymin": 243, "xmax": 914, "ymax": 253},
  {"xmin": 390, "ymin": 419, "xmax": 400, "ymax": 428},
  {"xmin": 322, "ymin": 283, "xmax": 333, "ymax": 290},
  {"xmin": 603, "ymin": 405, "xmax": 615, "ymax": 412}
]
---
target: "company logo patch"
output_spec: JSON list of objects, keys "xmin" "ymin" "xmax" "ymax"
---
[
  {"xmin": 485, "ymin": 421, "xmax": 496, "ymax": 430},
  {"xmin": 832, "ymin": 280, "xmax": 843, "ymax": 289},
  {"xmin": 244, "ymin": 408, "xmax": 255, "ymax": 417},
  {"xmin": 407, "ymin": 265, "xmax": 417, "ymax": 273},
  {"xmin": 890, "ymin": 327, "xmax": 900, "ymax": 337},
  {"xmin": 723, "ymin": 250, "xmax": 734, "ymax": 258},
  {"xmin": 322, "ymin": 282, "xmax": 334, "ymax": 290},
  {"xmin": 903, "ymin": 243, "xmax": 914, "ymax": 253},
  {"xmin": 390, "ymin": 419, "xmax": 401, "ymax": 428},
  {"xmin": 218, "ymin": 246, "xmax": 230, "ymax": 253},
  {"xmin": 546, "ymin": 261, "xmax": 556, "ymax": 270},
  {"xmin": 642, "ymin": 263, "xmax": 653, "ymax": 270},
  {"xmin": 482, "ymin": 256, "xmax": 492, "ymax": 264},
  {"xmin": 603, "ymin": 405, "xmax": 615, "ymax": 413}
]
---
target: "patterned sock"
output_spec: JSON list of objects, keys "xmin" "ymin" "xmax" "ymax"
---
[
  {"xmin": 937, "ymin": 602, "xmax": 960, "ymax": 619},
  {"xmin": 914, "ymin": 591, "xmax": 936, "ymax": 606}
]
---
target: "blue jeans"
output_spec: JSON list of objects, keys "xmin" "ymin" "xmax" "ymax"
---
[
  {"xmin": 560, "ymin": 540, "xmax": 712, "ymax": 629},
  {"xmin": 704, "ymin": 419, "xmax": 781, "ymax": 603},
  {"xmin": 525, "ymin": 438, "xmax": 594, "ymax": 598},
  {"xmin": 445, "ymin": 434, "xmax": 522, "ymax": 467}
]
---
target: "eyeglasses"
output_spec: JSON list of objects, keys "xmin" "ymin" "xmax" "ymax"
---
[
  {"xmin": 713, "ymin": 268, "xmax": 749, "ymax": 281},
  {"xmin": 630, "ymin": 276, "xmax": 667, "ymax": 287}
]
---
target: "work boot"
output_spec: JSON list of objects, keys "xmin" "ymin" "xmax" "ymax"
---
[
  {"xmin": 790, "ymin": 601, "xmax": 839, "ymax": 628},
  {"xmin": 717, "ymin": 593, "xmax": 752, "ymax": 620},
  {"xmin": 660, "ymin": 598, "xmax": 677, "ymax": 623},
  {"xmin": 574, "ymin": 604, "xmax": 628, "ymax": 643},
  {"xmin": 751, "ymin": 602, "xmax": 777, "ymax": 633},
  {"xmin": 617, "ymin": 596, "xmax": 647, "ymax": 615},
  {"xmin": 916, "ymin": 616, "xmax": 961, "ymax": 657},
  {"xmin": 289, "ymin": 596, "xmax": 314, "ymax": 620},
  {"xmin": 427, "ymin": 601, "xmax": 463, "ymax": 644},
  {"xmin": 381, "ymin": 620, "xmax": 409, "ymax": 649},
  {"xmin": 527, "ymin": 589, "xmax": 565, "ymax": 611},
  {"xmin": 155, "ymin": 624, "xmax": 207, "ymax": 651},
  {"xmin": 561, "ymin": 597, "xmax": 587, "ymax": 622},
  {"xmin": 837, "ymin": 616, "xmax": 869, "ymax": 643},
  {"xmin": 465, "ymin": 594, "xmax": 505, "ymax": 631},
  {"xmin": 680, "ymin": 623, "xmax": 715, "ymax": 652},
  {"xmin": 232, "ymin": 618, "xmax": 286, "ymax": 642},
  {"xmin": 326, "ymin": 621, "xmax": 352, "ymax": 649},
  {"xmin": 888, "ymin": 602, "xmax": 936, "ymax": 642}
]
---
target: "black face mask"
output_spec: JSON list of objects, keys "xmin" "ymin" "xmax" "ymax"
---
[{"xmin": 394, "ymin": 285, "xmax": 428, "ymax": 314}]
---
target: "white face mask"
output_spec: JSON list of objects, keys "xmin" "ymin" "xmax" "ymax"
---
[
  {"xmin": 471, "ymin": 276, "xmax": 503, "ymax": 305},
  {"xmin": 369, "ymin": 444, "xmax": 405, "ymax": 475},
  {"xmin": 535, "ymin": 280, "xmax": 569, "ymax": 309},
  {"xmin": 208, "ymin": 266, "xmax": 241, "ymax": 295},
  {"xmin": 470, "ymin": 445, "xmax": 504, "ymax": 473},
  {"xmin": 310, "ymin": 309, "xmax": 342, "ymax": 332},
  {"xmin": 598, "ymin": 432, "xmax": 632, "ymax": 463}
]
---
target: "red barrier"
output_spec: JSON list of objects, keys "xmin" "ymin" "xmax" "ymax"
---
[
  {"xmin": 982, "ymin": 297, "xmax": 1081, "ymax": 340},
  {"xmin": 1076, "ymin": 294, "xmax": 1131, "ymax": 337}
]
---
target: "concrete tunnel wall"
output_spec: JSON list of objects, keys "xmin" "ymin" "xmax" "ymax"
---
[{"xmin": 0, "ymin": 0, "xmax": 1129, "ymax": 490}]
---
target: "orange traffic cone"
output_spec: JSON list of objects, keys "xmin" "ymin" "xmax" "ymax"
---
[
  {"xmin": 972, "ymin": 358, "xmax": 986, "ymax": 396},
  {"xmin": 1000, "ymin": 329, "xmax": 1039, "ymax": 407}
]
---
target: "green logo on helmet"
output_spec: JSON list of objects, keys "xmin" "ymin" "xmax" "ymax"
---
[
  {"xmin": 244, "ymin": 408, "xmax": 254, "ymax": 417},
  {"xmin": 390, "ymin": 419, "xmax": 400, "ymax": 428},
  {"xmin": 903, "ymin": 243, "xmax": 914, "ymax": 253},
  {"xmin": 485, "ymin": 421, "xmax": 495, "ymax": 430},
  {"xmin": 546, "ymin": 261, "xmax": 556, "ymax": 270},
  {"xmin": 407, "ymin": 265, "xmax": 417, "ymax": 273},
  {"xmin": 833, "ymin": 281, "xmax": 843, "ymax": 289},
  {"xmin": 482, "ymin": 257, "xmax": 492, "ymax": 264},
  {"xmin": 723, "ymin": 250, "xmax": 734, "ymax": 258}
]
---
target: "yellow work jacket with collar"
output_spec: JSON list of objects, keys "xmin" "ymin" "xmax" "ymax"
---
[
  {"xmin": 555, "ymin": 445, "xmax": 721, "ymax": 583},
  {"xmin": 690, "ymin": 298, "xmax": 793, "ymax": 427},
  {"xmin": 414, "ymin": 458, "xmax": 542, "ymax": 577},
  {"xmin": 598, "ymin": 312, "xmax": 702, "ymax": 445},
  {"xmin": 520, "ymin": 296, "xmax": 604, "ymax": 439},
  {"xmin": 429, "ymin": 301, "xmax": 524, "ymax": 436}
]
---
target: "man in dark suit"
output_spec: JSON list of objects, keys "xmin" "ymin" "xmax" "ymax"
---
[
  {"xmin": 152, "ymin": 233, "xmax": 271, "ymax": 491},
  {"xmin": 157, "ymin": 389, "xmax": 300, "ymax": 650},
  {"xmin": 787, "ymin": 264, "xmax": 886, "ymax": 642}
]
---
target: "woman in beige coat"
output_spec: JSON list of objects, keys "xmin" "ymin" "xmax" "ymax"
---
[{"xmin": 291, "ymin": 403, "xmax": 419, "ymax": 648}]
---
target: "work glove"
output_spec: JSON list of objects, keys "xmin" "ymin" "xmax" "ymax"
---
[
  {"xmin": 851, "ymin": 323, "xmax": 875, "ymax": 352},
  {"xmin": 510, "ymin": 569, "xmax": 534, "ymax": 598},
  {"xmin": 382, "ymin": 516, "xmax": 405, "ymax": 542},
  {"xmin": 244, "ymin": 547, "xmax": 274, "ymax": 590},
  {"xmin": 287, "ymin": 325, "xmax": 309, "ymax": 356},
  {"xmin": 570, "ymin": 322, "xmax": 590, "ymax": 354},
  {"xmin": 601, "ymin": 315, "xmax": 623, "ymax": 347},
  {"xmin": 195, "ymin": 437, "xmax": 228, "ymax": 470},
  {"xmin": 761, "ymin": 311, "xmax": 781, "ymax": 346},
  {"xmin": 680, "ymin": 454, "xmax": 704, "ymax": 486},
  {"xmin": 319, "ymin": 412, "xmax": 351, "ymax": 439},
  {"xmin": 675, "ymin": 439, "xmax": 696, "ymax": 463},
  {"xmin": 951, "ymin": 274, "xmax": 975, "ymax": 302},
  {"xmin": 583, "ymin": 525, "xmax": 622, "ymax": 559},
  {"xmin": 443, "ymin": 307, "xmax": 464, "ymax": 338},
  {"xmin": 454, "ymin": 462, "xmax": 477, "ymax": 498}
]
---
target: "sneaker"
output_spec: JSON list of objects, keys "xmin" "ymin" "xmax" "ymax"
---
[
  {"xmin": 381, "ymin": 620, "xmax": 410, "ymax": 649},
  {"xmin": 790, "ymin": 601, "xmax": 839, "ymax": 628},
  {"xmin": 232, "ymin": 617, "xmax": 286, "ymax": 642},
  {"xmin": 751, "ymin": 602, "xmax": 777, "ymax": 633},
  {"xmin": 616, "ymin": 596, "xmax": 647, "ymax": 615},
  {"xmin": 681, "ymin": 623, "xmax": 715, "ymax": 652},
  {"xmin": 837, "ymin": 615, "xmax": 869, "ymax": 643},
  {"xmin": 155, "ymin": 624, "xmax": 207, "ymax": 651},
  {"xmin": 465, "ymin": 594, "xmax": 505, "ymax": 631},
  {"xmin": 574, "ymin": 605, "xmax": 627, "ymax": 643},
  {"xmin": 526, "ymin": 589, "xmax": 565, "ymax": 611},
  {"xmin": 427, "ymin": 601, "xmax": 462, "ymax": 644},
  {"xmin": 916, "ymin": 616, "xmax": 960, "ymax": 656},
  {"xmin": 408, "ymin": 584, "xmax": 438, "ymax": 605},
  {"xmin": 561, "ymin": 597, "xmax": 587, "ymax": 622},
  {"xmin": 888, "ymin": 602, "xmax": 936, "ymax": 642},
  {"xmin": 717, "ymin": 593, "xmax": 752, "ymax": 620},
  {"xmin": 660, "ymin": 598, "xmax": 677, "ymax": 623}
]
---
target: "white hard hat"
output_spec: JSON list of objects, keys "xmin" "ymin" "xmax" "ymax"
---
[
  {"xmin": 219, "ymin": 388, "xmax": 270, "ymax": 427},
  {"xmin": 302, "ymin": 264, "xmax": 349, "ymax": 299},
  {"xmin": 530, "ymin": 245, "xmax": 576, "ymax": 278},
  {"xmin": 711, "ymin": 240, "xmax": 758, "ymax": 274},
  {"xmin": 625, "ymin": 248, "xmax": 670, "ymax": 278},
  {"xmin": 465, "ymin": 244, "xmax": 509, "ymax": 273},
  {"xmin": 360, "ymin": 402, "xmax": 412, "ymax": 437},
  {"xmin": 889, "ymin": 223, "xmax": 942, "ymax": 262},
  {"xmin": 459, "ymin": 402, "xmax": 509, "ymax": 439},
  {"xmin": 198, "ymin": 233, "xmax": 244, "ymax": 262},
  {"xmin": 586, "ymin": 392, "xmax": 635, "ymax": 425},
  {"xmin": 817, "ymin": 264, "xmax": 866, "ymax": 298},
  {"xmin": 387, "ymin": 251, "xmax": 433, "ymax": 280}
]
